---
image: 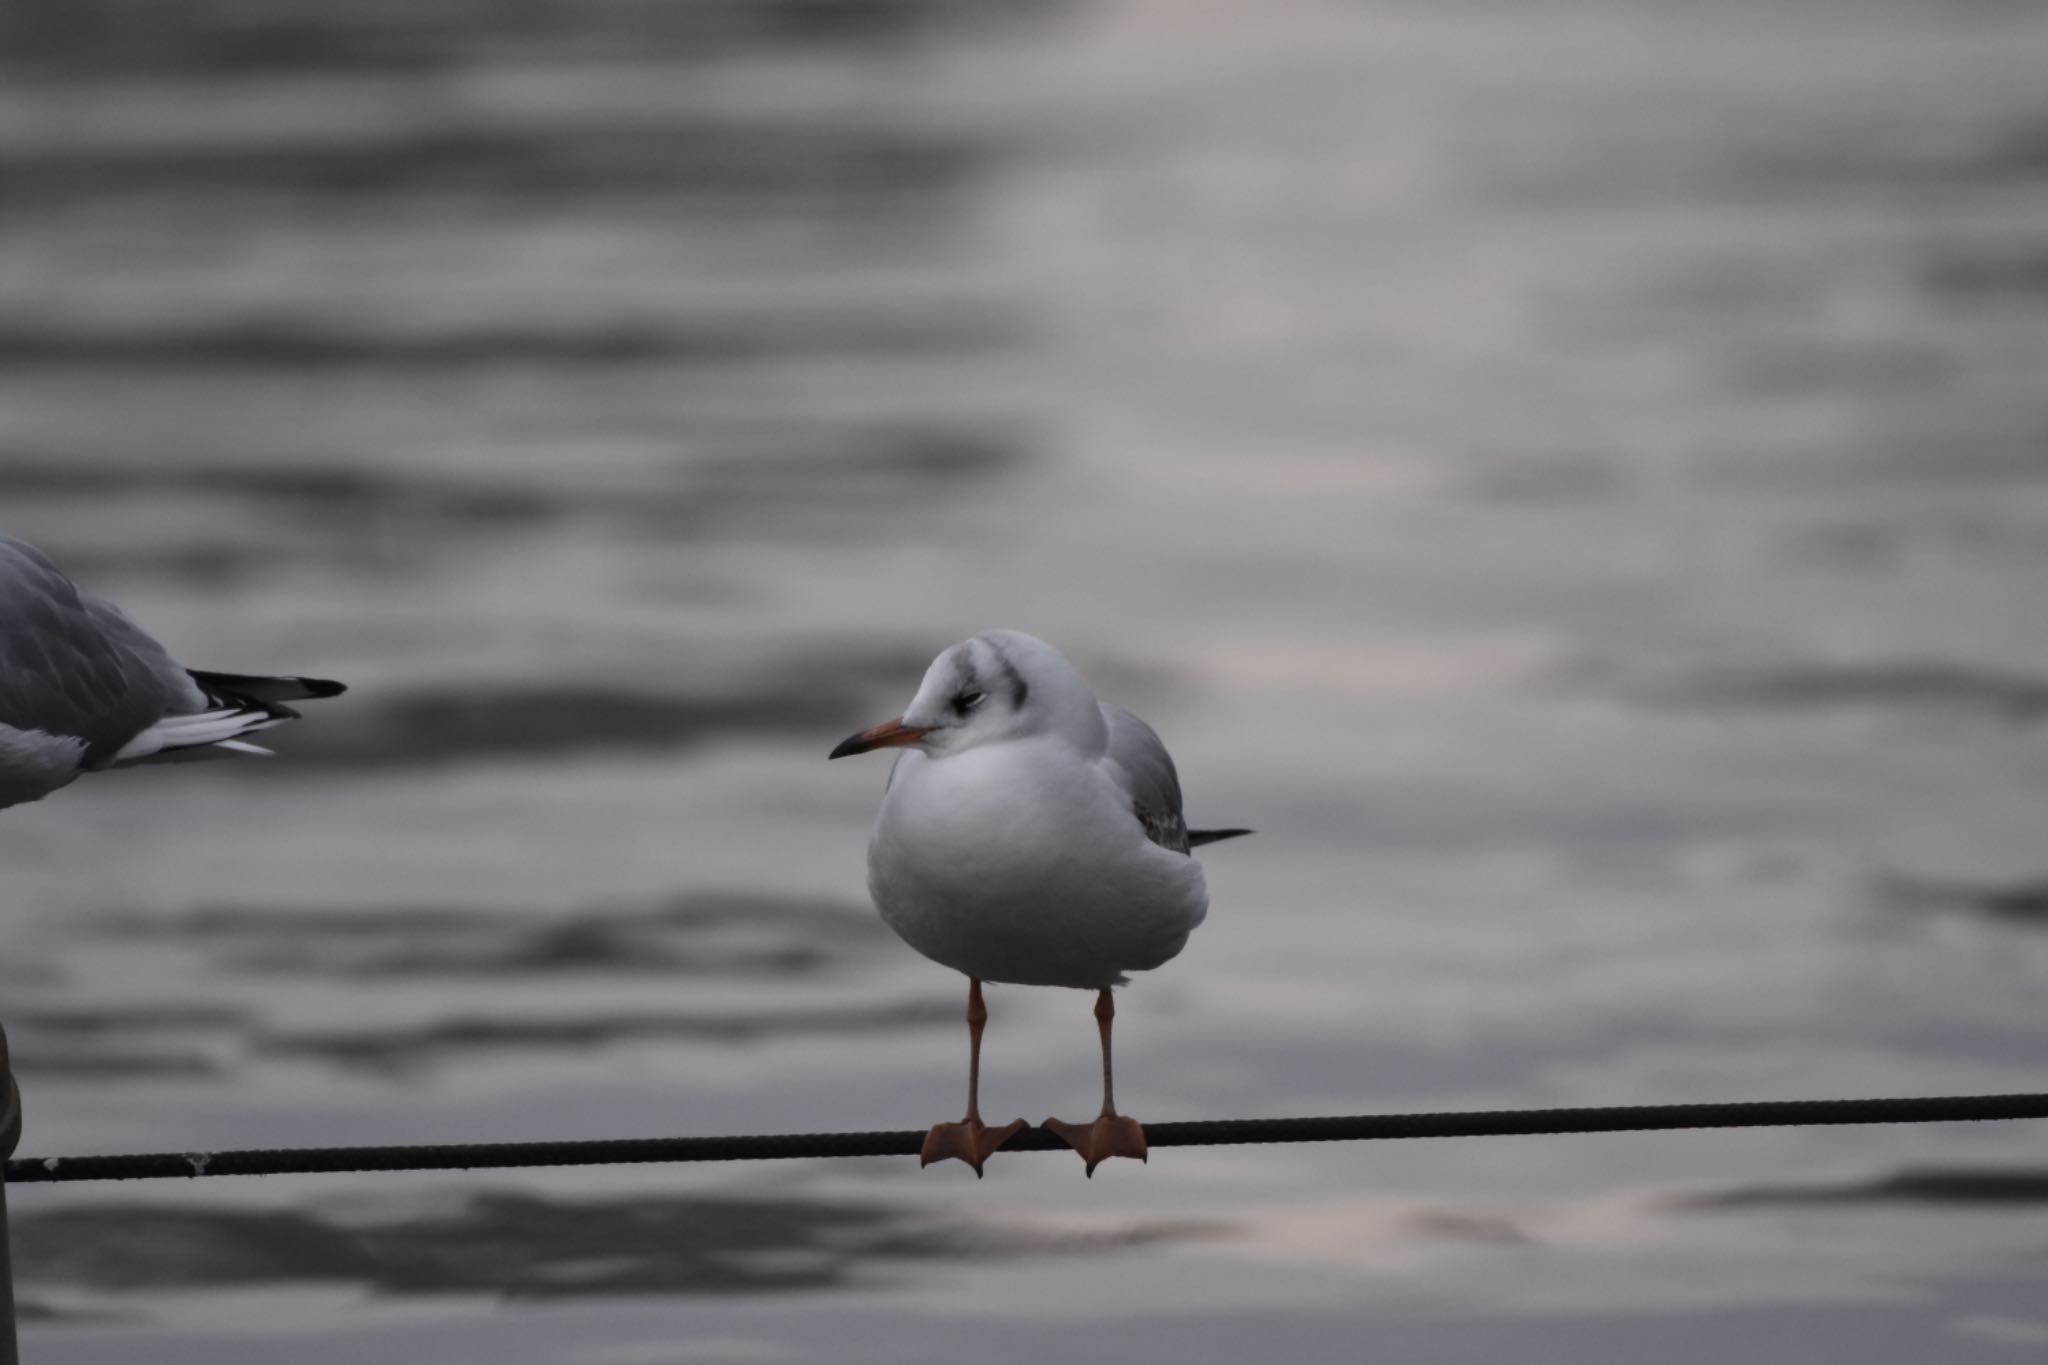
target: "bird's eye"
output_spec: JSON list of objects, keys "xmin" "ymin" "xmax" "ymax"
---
[{"xmin": 953, "ymin": 691, "xmax": 986, "ymax": 715}]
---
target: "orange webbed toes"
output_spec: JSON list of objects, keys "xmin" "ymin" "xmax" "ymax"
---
[
  {"xmin": 1043, "ymin": 1114, "xmax": 1148, "ymax": 1176},
  {"xmin": 919, "ymin": 1117, "xmax": 1028, "ymax": 1176}
]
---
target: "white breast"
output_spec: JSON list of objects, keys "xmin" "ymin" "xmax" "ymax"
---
[{"xmin": 866, "ymin": 735, "xmax": 1209, "ymax": 989}]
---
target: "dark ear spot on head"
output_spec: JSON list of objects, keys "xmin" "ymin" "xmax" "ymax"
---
[{"xmin": 979, "ymin": 635, "xmax": 1029, "ymax": 710}]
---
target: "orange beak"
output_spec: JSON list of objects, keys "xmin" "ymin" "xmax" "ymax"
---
[{"xmin": 828, "ymin": 716, "xmax": 932, "ymax": 760}]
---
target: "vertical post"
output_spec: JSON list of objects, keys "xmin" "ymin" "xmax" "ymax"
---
[{"xmin": 1, "ymin": 1023, "xmax": 19, "ymax": 1365}]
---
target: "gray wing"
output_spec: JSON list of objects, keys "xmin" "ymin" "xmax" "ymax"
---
[
  {"xmin": 0, "ymin": 537, "xmax": 203, "ymax": 765},
  {"xmin": 1099, "ymin": 703, "xmax": 1191, "ymax": 855}
]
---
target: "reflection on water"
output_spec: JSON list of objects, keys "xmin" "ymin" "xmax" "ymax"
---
[
  {"xmin": 1679, "ymin": 1166, "xmax": 2048, "ymax": 1210},
  {"xmin": 6, "ymin": 0, "xmax": 2048, "ymax": 1361},
  {"xmin": 12, "ymin": 1191, "xmax": 1224, "ymax": 1299},
  {"xmin": 1879, "ymin": 876, "xmax": 2048, "ymax": 927},
  {"xmin": 1551, "ymin": 650, "xmax": 2048, "ymax": 726},
  {"xmin": 92, "ymin": 892, "xmax": 889, "ymax": 979},
  {"xmin": 7, "ymin": 1001, "xmax": 241, "ymax": 1081},
  {"xmin": 18, "ymin": 891, "xmax": 907, "ymax": 1080},
  {"xmin": 261, "ymin": 997, "xmax": 961, "ymax": 1077}
]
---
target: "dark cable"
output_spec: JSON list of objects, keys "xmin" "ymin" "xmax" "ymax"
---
[{"xmin": 9, "ymin": 1092, "xmax": 2048, "ymax": 1184}]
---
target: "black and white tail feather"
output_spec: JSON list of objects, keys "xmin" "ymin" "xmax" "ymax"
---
[{"xmin": 112, "ymin": 671, "xmax": 347, "ymax": 766}]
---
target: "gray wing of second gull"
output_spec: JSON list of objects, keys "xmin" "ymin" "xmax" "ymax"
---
[
  {"xmin": 1099, "ymin": 702, "xmax": 1191, "ymax": 855},
  {"xmin": 0, "ymin": 536, "xmax": 204, "ymax": 767}
]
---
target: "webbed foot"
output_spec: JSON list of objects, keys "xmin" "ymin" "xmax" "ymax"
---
[
  {"xmin": 1042, "ymin": 1114, "xmax": 1148, "ymax": 1176},
  {"xmin": 920, "ymin": 1116, "xmax": 1028, "ymax": 1176}
]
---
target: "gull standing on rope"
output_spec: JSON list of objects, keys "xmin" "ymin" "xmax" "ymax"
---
[
  {"xmin": 0, "ymin": 535, "xmax": 345, "ymax": 810},
  {"xmin": 830, "ymin": 630, "xmax": 1249, "ymax": 1175}
]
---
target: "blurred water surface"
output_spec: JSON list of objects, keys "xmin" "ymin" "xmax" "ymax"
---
[{"xmin": 5, "ymin": 0, "xmax": 2048, "ymax": 1361}]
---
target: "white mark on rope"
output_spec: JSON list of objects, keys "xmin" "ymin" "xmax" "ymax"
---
[
  {"xmin": 185, "ymin": 1152, "xmax": 212, "ymax": 1176},
  {"xmin": 42, "ymin": 1158, "xmax": 60, "ymax": 1172}
]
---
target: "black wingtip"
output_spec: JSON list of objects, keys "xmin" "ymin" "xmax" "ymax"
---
[
  {"xmin": 1188, "ymin": 828, "xmax": 1254, "ymax": 847},
  {"xmin": 187, "ymin": 669, "xmax": 347, "ymax": 707}
]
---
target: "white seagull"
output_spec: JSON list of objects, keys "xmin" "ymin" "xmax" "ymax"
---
[
  {"xmin": 0, "ymin": 535, "xmax": 344, "ymax": 811},
  {"xmin": 830, "ymin": 629, "xmax": 1248, "ymax": 1175}
]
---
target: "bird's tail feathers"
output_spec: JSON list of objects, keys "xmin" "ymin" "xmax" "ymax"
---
[
  {"xmin": 108, "ymin": 671, "xmax": 344, "ymax": 766},
  {"xmin": 1188, "ymin": 827, "xmax": 1254, "ymax": 847},
  {"xmin": 110, "ymin": 707, "xmax": 287, "ymax": 764},
  {"xmin": 187, "ymin": 669, "xmax": 347, "ymax": 707}
]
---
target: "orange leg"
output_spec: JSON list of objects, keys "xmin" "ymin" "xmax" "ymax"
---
[
  {"xmin": 920, "ymin": 977, "xmax": 1026, "ymax": 1176},
  {"xmin": 1044, "ymin": 988, "xmax": 1148, "ymax": 1176}
]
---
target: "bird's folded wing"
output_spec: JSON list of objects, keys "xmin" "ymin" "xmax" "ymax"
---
[
  {"xmin": 1098, "ymin": 702, "xmax": 1193, "ymax": 855},
  {"xmin": 0, "ymin": 537, "xmax": 204, "ymax": 764}
]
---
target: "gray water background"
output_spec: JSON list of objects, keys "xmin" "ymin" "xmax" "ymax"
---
[{"xmin": 4, "ymin": 0, "xmax": 2048, "ymax": 1360}]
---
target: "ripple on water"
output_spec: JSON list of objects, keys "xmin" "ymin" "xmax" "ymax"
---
[
  {"xmin": 1675, "ymin": 1166, "xmax": 2048, "ymax": 1211},
  {"xmin": 1548, "ymin": 651, "xmax": 2048, "ymax": 727},
  {"xmin": 11, "ymin": 1191, "xmax": 1227, "ymax": 1301},
  {"xmin": 86, "ymin": 891, "xmax": 890, "ymax": 979}
]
